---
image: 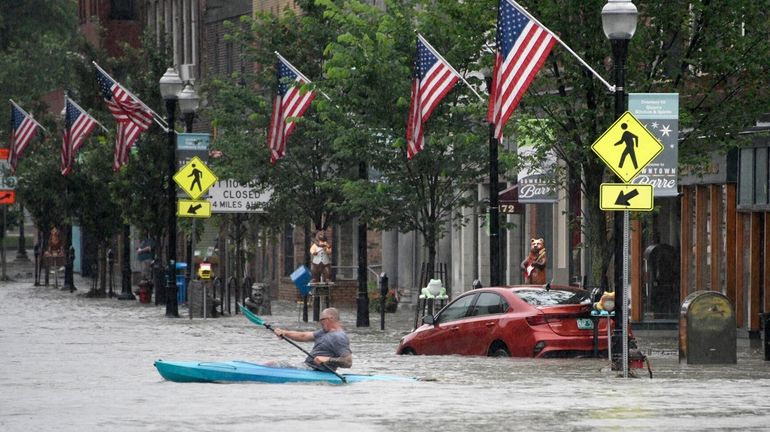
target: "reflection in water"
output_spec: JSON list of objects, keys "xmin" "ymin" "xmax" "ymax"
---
[{"xmin": 1, "ymin": 280, "xmax": 769, "ymax": 432}]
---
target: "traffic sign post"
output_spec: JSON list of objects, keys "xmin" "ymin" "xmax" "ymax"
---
[
  {"xmin": 593, "ymin": 111, "xmax": 663, "ymax": 377},
  {"xmin": 173, "ymin": 156, "xmax": 217, "ymax": 285}
]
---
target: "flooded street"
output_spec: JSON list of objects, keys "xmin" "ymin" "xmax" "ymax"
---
[{"xmin": 2, "ymin": 277, "xmax": 770, "ymax": 432}]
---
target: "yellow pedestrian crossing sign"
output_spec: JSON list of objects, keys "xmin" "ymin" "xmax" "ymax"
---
[
  {"xmin": 177, "ymin": 199, "xmax": 212, "ymax": 218},
  {"xmin": 173, "ymin": 156, "xmax": 217, "ymax": 200},
  {"xmin": 600, "ymin": 183, "xmax": 654, "ymax": 211},
  {"xmin": 591, "ymin": 112, "xmax": 664, "ymax": 183}
]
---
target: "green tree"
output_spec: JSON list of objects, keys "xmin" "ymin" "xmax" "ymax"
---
[
  {"xmin": 318, "ymin": 0, "xmax": 494, "ymax": 274},
  {"xmin": 206, "ymin": 4, "xmax": 351, "ymax": 243},
  {"xmin": 0, "ymin": 0, "xmax": 78, "ymax": 275}
]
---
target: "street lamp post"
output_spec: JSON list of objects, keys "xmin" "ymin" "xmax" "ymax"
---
[
  {"xmin": 177, "ymin": 84, "xmax": 200, "ymax": 286},
  {"xmin": 159, "ymin": 67, "xmax": 184, "ymax": 318},
  {"xmin": 117, "ymin": 223, "xmax": 135, "ymax": 300},
  {"xmin": 16, "ymin": 205, "xmax": 28, "ymax": 261},
  {"xmin": 482, "ymin": 71, "xmax": 501, "ymax": 287},
  {"xmin": 602, "ymin": 0, "xmax": 638, "ymax": 377}
]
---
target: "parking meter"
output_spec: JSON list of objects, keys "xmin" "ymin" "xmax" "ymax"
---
[{"xmin": 380, "ymin": 272, "xmax": 388, "ymax": 297}]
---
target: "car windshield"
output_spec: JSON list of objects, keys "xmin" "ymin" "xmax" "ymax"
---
[{"xmin": 514, "ymin": 289, "xmax": 590, "ymax": 306}]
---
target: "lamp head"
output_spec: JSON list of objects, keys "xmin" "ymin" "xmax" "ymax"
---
[
  {"xmin": 177, "ymin": 84, "xmax": 200, "ymax": 115},
  {"xmin": 601, "ymin": 0, "xmax": 638, "ymax": 40},
  {"xmin": 159, "ymin": 67, "xmax": 183, "ymax": 101}
]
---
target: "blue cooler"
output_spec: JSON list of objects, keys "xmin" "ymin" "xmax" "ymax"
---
[
  {"xmin": 175, "ymin": 262, "xmax": 188, "ymax": 304},
  {"xmin": 291, "ymin": 265, "xmax": 312, "ymax": 296}
]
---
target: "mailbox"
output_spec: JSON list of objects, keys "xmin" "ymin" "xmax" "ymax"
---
[{"xmin": 679, "ymin": 290, "xmax": 736, "ymax": 364}]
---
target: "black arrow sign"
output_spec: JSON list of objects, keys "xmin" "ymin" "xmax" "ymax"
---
[
  {"xmin": 187, "ymin": 204, "xmax": 202, "ymax": 214},
  {"xmin": 615, "ymin": 189, "xmax": 640, "ymax": 206},
  {"xmin": 0, "ymin": 193, "xmax": 10, "ymax": 201}
]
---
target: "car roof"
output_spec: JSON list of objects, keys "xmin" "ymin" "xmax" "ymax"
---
[{"xmin": 465, "ymin": 285, "xmax": 585, "ymax": 294}]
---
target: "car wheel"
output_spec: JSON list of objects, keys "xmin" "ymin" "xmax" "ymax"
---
[
  {"xmin": 400, "ymin": 347, "xmax": 416, "ymax": 355},
  {"xmin": 488, "ymin": 343, "xmax": 510, "ymax": 357}
]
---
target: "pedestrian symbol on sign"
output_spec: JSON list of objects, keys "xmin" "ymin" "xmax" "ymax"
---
[
  {"xmin": 173, "ymin": 156, "xmax": 218, "ymax": 200},
  {"xmin": 189, "ymin": 163, "xmax": 203, "ymax": 192},
  {"xmin": 613, "ymin": 123, "xmax": 639, "ymax": 170}
]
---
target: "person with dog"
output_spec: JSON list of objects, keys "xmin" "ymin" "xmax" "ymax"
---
[
  {"xmin": 273, "ymin": 307, "xmax": 352, "ymax": 371},
  {"xmin": 310, "ymin": 231, "xmax": 332, "ymax": 282}
]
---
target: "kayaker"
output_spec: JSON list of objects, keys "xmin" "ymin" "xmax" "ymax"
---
[{"xmin": 273, "ymin": 307, "xmax": 352, "ymax": 371}]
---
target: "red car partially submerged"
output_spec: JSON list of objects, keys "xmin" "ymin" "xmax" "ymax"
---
[{"xmin": 397, "ymin": 285, "xmax": 612, "ymax": 358}]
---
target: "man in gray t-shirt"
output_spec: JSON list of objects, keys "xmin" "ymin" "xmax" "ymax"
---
[{"xmin": 274, "ymin": 307, "xmax": 353, "ymax": 371}]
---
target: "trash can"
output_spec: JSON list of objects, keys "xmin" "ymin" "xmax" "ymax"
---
[{"xmin": 175, "ymin": 262, "xmax": 188, "ymax": 304}]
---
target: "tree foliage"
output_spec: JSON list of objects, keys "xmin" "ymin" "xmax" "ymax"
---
[{"xmin": 209, "ymin": 0, "xmax": 497, "ymax": 268}]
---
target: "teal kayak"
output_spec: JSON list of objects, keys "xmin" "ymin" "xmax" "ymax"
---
[{"xmin": 154, "ymin": 360, "xmax": 416, "ymax": 384}]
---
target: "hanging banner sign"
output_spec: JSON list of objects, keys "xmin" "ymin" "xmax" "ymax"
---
[{"xmin": 628, "ymin": 93, "xmax": 679, "ymax": 197}]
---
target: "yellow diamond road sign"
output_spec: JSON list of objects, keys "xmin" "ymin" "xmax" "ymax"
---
[
  {"xmin": 600, "ymin": 183, "xmax": 654, "ymax": 211},
  {"xmin": 177, "ymin": 199, "xmax": 212, "ymax": 218},
  {"xmin": 591, "ymin": 112, "xmax": 664, "ymax": 183},
  {"xmin": 173, "ymin": 156, "xmax": 218, "ymax": 200}
]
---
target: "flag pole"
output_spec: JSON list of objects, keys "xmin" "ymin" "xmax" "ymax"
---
[
  {"xmin": 417, "ymin": 34, "xmax": 485, "ymax": 103},
  {"xmin": 9, "ymin": 99, "xmax": 49, "ymax": 134},
  {"xmin": 274, "ymin": 51, "xmax": 332, "ymax": 101},
  {"xmin": 66, "ymin": 96, "xmax": 109, "ymax": 134},
  {"xmin": 92, "ymin": 62, "xmax": 170, "ymax": 131},
  {"xmin": 508, "ymin": 0, "xmax": 615, "ymax": 92}
]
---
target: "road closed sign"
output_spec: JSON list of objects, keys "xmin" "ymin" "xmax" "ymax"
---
[{"xmin": 207, "ymin": 179, "xmax": 272, "ymax": 213}]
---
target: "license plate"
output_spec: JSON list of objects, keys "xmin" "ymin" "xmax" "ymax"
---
[{"xmin": 577, "ymin": 318, "xmax": 594, "ymax": 330}]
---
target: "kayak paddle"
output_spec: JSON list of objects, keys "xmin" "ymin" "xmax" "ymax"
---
[{"xmin": 237, "ymin": 303, "xmax": 347, "ymax": 383}]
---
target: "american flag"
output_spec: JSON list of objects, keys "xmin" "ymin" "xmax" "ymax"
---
[
  {"xmin": 487, "ymin": 0, "xmax": 556, "ymax": 140},
  {"xmin": 267, "ymin": 54, "xmax": 316, "ymax": 164},
  {"xmin": 96, "ymin": 69, "xmax": 153, "ymax": 171},
  {"xmin": 61, "ymin": 97, "xmax": 98, "ymax": 176},
  {"xmin": 9, "ymin": 101, "xmax": 41, "ymax": 173},
  {"xmin": 406, "ymin": 35, "xmax": 460, "ymax": 160}
]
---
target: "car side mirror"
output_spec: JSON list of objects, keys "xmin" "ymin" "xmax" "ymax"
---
[{"xmin": 422, "ymin": 315, "xmax": 435, "ymax": 325}]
